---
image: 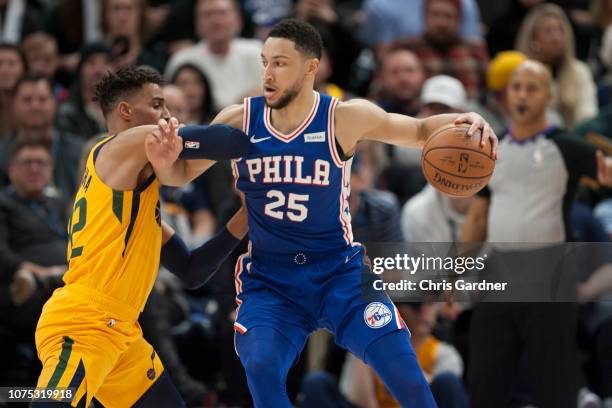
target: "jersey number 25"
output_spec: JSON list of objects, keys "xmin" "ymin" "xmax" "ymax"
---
[{"xmin": 264, "ymin": 190, "xmax": 309, "ymax": 222}]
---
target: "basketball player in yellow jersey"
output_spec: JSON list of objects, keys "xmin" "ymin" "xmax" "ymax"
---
[{"xmin": 33, "ymin": 66, "xmax": 250, "ymax": 407}]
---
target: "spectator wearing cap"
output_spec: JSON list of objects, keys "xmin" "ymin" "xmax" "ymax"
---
[
  {"xmin": 0, "ymin": 75, "xmax": 84, "ymax": 200},
  {"xmin": 387, "ymin": 75, "xmax": 466, "ymax": 204},
  {"xmin": 399, "ymin": 0, "xmax": 489, "ymax": 101},
  {"xmin": 56, "ymin": 43, "xmax": 112, "ymax": 140},
  {"xmin": 164, "ymin": 0, "xmax": 261, "ymax": 110},
  {"xmin": 484, "ymin": 50, "xmax": 528, "ymax": 134},
  {"xmin": 359, "ymin": 0, "xmax": 482, "ymax": 58}
]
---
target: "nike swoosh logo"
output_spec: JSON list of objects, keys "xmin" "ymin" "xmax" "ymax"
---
[{"xmin": 250, "ymin": 135, "xmax": 271, "ymax": 143}]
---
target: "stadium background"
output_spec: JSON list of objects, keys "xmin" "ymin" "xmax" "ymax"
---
[{"xmin": 1, "ymin": 0, "xmax": 612, "ymax": 406}]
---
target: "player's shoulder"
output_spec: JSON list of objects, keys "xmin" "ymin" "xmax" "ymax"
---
[
  {"xmin": 211, "ymin": 103, "xmax": 244, "ymax": 128},
  {"xmin": 335, "ymin": 98, "xmax": 380, "ymax": 117}
]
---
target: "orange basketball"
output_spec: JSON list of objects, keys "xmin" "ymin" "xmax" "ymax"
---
[{"xmin": 421, "ymin": 124, "xmax": 495, "ymax": 197}]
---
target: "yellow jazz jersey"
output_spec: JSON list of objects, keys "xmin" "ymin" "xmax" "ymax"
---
[{"xmin": 63, "ymin": 135, "xmax": 162, "ymax": 313}]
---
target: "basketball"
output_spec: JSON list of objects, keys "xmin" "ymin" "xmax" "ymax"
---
[{"xmin": 421, "ymin": 124, "xmax": 495, "ymax": 197}]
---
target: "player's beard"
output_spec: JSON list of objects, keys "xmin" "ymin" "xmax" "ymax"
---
[{"xmin": 264, "ymin": 79, "xmax": 303, "ymax": 110}]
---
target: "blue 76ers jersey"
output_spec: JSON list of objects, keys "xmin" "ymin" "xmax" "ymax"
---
[{"xmin": 233, "ymin": 92, "xmax": 355, "ymax": 254}]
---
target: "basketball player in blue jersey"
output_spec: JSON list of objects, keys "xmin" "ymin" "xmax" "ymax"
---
[{"xmin": 149, "ymin": 19, "xmax": 499, "ymax": 407}]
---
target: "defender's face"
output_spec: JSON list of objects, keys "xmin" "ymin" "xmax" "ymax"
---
[
  {"xmin": 507, "ymin": 69, "xmax": 550, "ymax": 125},
  {"xmin": 261, "ymin": 37, "xmax": 308, "ymax": 109},
  {"xmin": 128, "ymin": 83, "xmax": 170, "ymax": 126}
]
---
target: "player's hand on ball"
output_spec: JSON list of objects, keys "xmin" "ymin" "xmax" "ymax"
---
[
  {"xmin": 454, "ymin": 113, "xmax": 499, "ymax": 160},
  {"xmin": 145, "ymin": 117, "xmax": 183, "ymax": 171}
]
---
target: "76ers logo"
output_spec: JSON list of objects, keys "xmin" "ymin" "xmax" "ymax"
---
[{"xmin": 364, "ymin": 302, "xmax": 392, "ymax": 329}]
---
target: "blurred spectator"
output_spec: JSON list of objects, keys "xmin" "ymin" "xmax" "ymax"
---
[
  {"xmin": 0, "ymin": 136, "xmax": 67, "ymax": 293},
  {"xmin": 20, "ymin": 32, "xmax": 68, "ymax": 102},
  {"xmin": 45, "ymin": 0, "xmax": 103, "ymax": 71},
  {"xmin": 373, "ymin": 47, "xmax": 425, "ymax": 117},
  {"xmin": 242, "ymin": 0, "xmax": 292, "ymax": 39},
  {"xmin": 170, "ymin": 64, "xmax": 217, "ymax": 124},
  {"xmin": 56, "ymin": 43, "xmax": 111, "ymax": 140},
  {"xmin": 0, "ymin": 43, "xmax": 26, "ymax": 135},
  {"xmin": 315, "ymin": 48, "xmax": 351, "ymax": 100},
  {"xmin": 400, "ymin": 0, "xmax": 489, "ymax": 101},
  {"xmin": 484, "ymin": 50, "xmax": 528, "ymax": 134},
  {"xmin": 0, "ymin": 137, "xmax": 67, "ymax": 386},
  {"xmin": 163, "ymin": 84, "xmax": 191, "ymax": 124},
  {"xmin": 0, "ymin": 0, "xmax": 46, "ymax": 44},
  {"xmin": 359, "ymin": 0, "xmax": 482, "ymax": 56},
  {"xmin": 574, "ymin": 105, "xmax": 612, "ymax": 139},
  {"xmin": 294, "ymin": 0, "xmax": 362, "ymax": 92},
  {"xmin": 165, "ymin": 0, "xmax": 262, "ymax": 110},
  {"xmin": 485, "ymin": 0, "xmax": 545, "ymax": 57},
  {"xmin": 461, "ymin": 60, "xmax": 612, "ymax": 408},
  {"xmin": 0, "ymin": 75, "xmax": 84, "ymax": 199},
  {"xmin": 418, "ymin": 74, "xmax": 466, "ymax": 117},
  {"xmin": 401, "ymin": 185, "xmax": 472, "ymax": 242},
  {"xmin": 516, "ymin": 3, "xmax": 598, "ymax": 128},
  {"xmin": 101, "ymin": 0, "xmax": 166, "ymax": 71},
  {"xmin": 349, "ymin": 154, "xmax": 404, "ymax": 242}
]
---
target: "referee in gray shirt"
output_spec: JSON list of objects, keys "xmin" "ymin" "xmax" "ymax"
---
[{"xmin": 461, "ymin": 60, "xmax": 612, "ymax": 408}]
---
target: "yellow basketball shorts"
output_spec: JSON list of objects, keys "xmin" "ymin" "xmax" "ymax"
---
[{"xmin": 34, "ymin": 285, "xmax": 164, "ymax": 407}]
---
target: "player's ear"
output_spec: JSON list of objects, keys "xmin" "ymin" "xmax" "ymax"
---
[
  {"xmin": 306, "ymin": 58, "xmax": 319, "ymax": 77},
  {"xmin": 117, "ymin": 101, "xmax": 132, "ymax": 121}
]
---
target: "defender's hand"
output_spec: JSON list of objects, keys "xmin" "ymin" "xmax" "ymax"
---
[
  {"xmin": 454, "ymin": 113, "xmax": 499, "ymax": 160},
  {"xmin": 145, "ymin": 117, "xmax": 183, "ymax": 171}
]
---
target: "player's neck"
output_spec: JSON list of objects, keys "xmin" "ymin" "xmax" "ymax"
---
[
  {"xmin": 106, "ymin": 119, "xmax": 129, "ymax": 136},
  {"xmin": 269, "ymin": 88, "xmax": 315, "ymax": 134},
  {"xmin": 511, "ymin": 117, "xmax": 549, "ymax": 141}
]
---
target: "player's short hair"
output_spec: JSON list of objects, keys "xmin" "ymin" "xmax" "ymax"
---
[
  {"xmin": 95, "ymin": 66, "xmax": 164, "ymax": 117},
  {"xmin": 10, "ymin": 135, "xmax": 52, "ymax": 161},
  {"xmin": 267, "ymin": 19, "xmax": 323, "ymax": 59}
]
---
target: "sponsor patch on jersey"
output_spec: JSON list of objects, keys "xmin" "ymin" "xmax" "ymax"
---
[
  {"xmin": 185, "ymin": 141, "xmax": 200, "ymax": 149},
  {"xmin": 364, "ymin": 302, "xmax": 392, "ymax": 329},
  {"xmin": 304, "ymin": 131, "xmax": 326, "ymax": 143}
]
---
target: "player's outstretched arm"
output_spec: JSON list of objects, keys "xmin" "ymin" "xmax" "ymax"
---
[
  {"xmin": 160, "ymin": 205, "xmax": 248, "ymax": 289},
  {"xmin": 146, "ymin": 111, "xmax": 249, "ymax": 186},
  {"xmin": 335, "ymin": 99, "xmax": 498, "ymax": 159}
]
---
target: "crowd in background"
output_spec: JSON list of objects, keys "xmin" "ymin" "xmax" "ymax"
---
[{"xmin": 1, "ymin": 0, "xmax": 612, "ymax": 407}]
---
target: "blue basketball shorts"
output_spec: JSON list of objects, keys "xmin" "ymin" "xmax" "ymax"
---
[{"xmin": 232, "ymin": 244, "xmax": 408, "ymax": 359}]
